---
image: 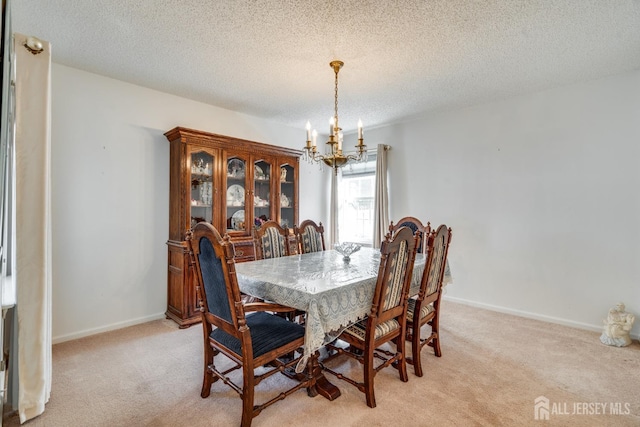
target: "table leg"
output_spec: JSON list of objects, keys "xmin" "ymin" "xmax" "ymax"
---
[
  {"xmin": 308, "ymin": 351, "xmax": 340, "ymax": 400},
  {"xmin": 284, "ymin": 351, "xmax": 341, "ymax": 399}
]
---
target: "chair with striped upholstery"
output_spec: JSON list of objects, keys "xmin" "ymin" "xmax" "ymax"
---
[
  {"xmin": 253, "ymin": 220, "xmax": 290, "ymax": 260},
  {"xmin": 405, "ymin": 224, "xmax": 452, "ymax": 377},
  {"xmin": 186, "ymin": 222, "xmax": 311, "ymax": 427},
  {"xmin": 323, "ymin": 226, "xmax": 420, "ymax": 408},
  {"xmin": 294, "ymin": 219, "xmax": 326, "ymax": 254},
  {"xmin": 253, "ymin": 220, "xmax": 305, "ymax": 321}
]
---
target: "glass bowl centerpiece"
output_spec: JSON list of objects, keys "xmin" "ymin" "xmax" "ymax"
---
[{"xmin": 334, "ymin": 242, "xmax": 361, "ymax": 262}]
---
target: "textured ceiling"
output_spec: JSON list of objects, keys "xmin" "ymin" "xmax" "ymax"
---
[{"xmin": 11, "ymin": 0, "xmax": 640, "ymax": 133}]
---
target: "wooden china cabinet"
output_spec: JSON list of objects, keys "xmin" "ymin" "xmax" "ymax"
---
[{"xmin": 165, "ymin": 127, "xmax": 301, "ymax": 327}]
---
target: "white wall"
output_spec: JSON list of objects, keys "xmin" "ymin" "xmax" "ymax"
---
[
  {"xmin": 51, "ymin": 63, "xmax": 640, "ymax": 342},
  {"xmin": 50, "ymin": 64, "xmax": 327, "ymax": 342},
  {"xmin": 366, "ymin": 70, "xmax": 640, "ymax": 337}
]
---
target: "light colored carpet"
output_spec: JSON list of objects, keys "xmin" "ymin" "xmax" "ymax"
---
[{"xmin": 4, "ymin": 301, "xmax": 639, "ymax": 426}]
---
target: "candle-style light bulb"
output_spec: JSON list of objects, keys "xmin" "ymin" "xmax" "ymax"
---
[
  {"xmin": 329, "ymin": 117, "xmax": 335, "ymax": 136},
  {"xmin": 358, "ymin": 119, "xmax": 363, "ymax": 140},
  {"xmin": 312, "ymin": 129, "xmax": 317, "ymax": 147},
  {"xmin": 306, "ymin": 121, "xmax": 311, "ymax": 141}
]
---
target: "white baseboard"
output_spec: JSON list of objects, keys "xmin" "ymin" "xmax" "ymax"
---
[
  {"xmin": 52, "ymin": 298, "xmax": 640, "ymax": 344},
  {"xmin": 443, "ymin": 296, "xmax": 640, "ymax": 341},
  {"xmin": 52, "ymin": 312, "xmax": 167, "ymax": 344}
]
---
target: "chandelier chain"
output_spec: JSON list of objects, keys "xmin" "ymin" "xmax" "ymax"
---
[{"xmin": 334, "ymin": 66, "xmax": 339, "ymax": 130}]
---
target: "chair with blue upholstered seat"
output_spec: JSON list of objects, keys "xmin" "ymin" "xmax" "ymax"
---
[
  {"xmin": 323, "ymin": 226, "xmax": 420, "ymax": 408},
  {"xmin": 405, "ymin": 224, "xmax": 452, "ymax": 377},
  {"xmin": 389, "ymin": 216, "xmax": 430, "ymax": 253},
  {"xmin": 187, "ymin": 222, "xmax": 311, "ymax": 427},
  {"xmin": 294, "ymin": 219, "xmax": 326, "ymax": 254}
]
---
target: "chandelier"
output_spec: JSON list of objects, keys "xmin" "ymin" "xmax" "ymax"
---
[{"xmin": 303, "ymin": 60, "xmax": 366, "ymax": 174}]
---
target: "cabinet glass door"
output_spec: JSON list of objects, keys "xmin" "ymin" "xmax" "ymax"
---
[
  {"xmin": 190, "ymin": 150, "xmax": 214, "ymax": 228},
  {"xmin": 226, "ymin": 156, "xmax": 248, "ymax": 233},
  {"xmin": 253, "ymin": 159, "xmax": 271, "ymax": 228},
  {"xmin": 279, "ymin": 163, "xmax": 295, "ymax": 229}
]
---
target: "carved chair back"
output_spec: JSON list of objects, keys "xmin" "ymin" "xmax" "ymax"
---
[
  {"xmin": 188, "ymin": 222, "xmax": 244, "ymax": 341},
  {"xmin": 294, "ymin": 219, "xmax": 326, "ymax": 254},
  {"xmin": 370, "ymin": 226, "xmax": 420, "ymax": 330},
  {"xmin": 389, "ymin": 216, "xmax": 430, "ymax": 253},
  {"xmin": 253, "ymin": 220, "xmax": 290, "ymax": 260}
]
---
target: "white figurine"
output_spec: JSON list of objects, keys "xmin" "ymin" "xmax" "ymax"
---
[{"xmin": 600, "ymin": 302, "xmax": 635, "ymax": 347}]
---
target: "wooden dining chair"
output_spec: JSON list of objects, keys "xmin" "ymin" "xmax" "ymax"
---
[
  {"xmin": 323, "ymin": 226, "xmax": 420, "ymax": 408},
  {"xmin": 186, "ymin": 222, "xmax": 312, "ymax": 427},
  {"xmin": 253, "ymin": 220, "xmax": 290, "ymax": 260},
  {"xmin": 405, "ymin": 224, "xmax": 452, "ymax": 377},
  {"xmin": 294, "ymin": 219, "xmax": 326, "ymax": 254},
  {"xmin": 253, "ymin": 220, "xmax": 305, "ymax": 322},
  {"xmin": 389, "ymin": 216, "xmax": 430, "ymax": 253}
]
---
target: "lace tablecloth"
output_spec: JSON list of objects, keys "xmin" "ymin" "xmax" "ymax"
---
[{"xmin": 236, "ymin": 248, "xmax": 452, "ymax": 369}]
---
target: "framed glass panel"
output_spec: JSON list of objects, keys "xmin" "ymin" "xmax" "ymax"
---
[
  {"xmin": 189, "ymin": 150, "xmax": 214, "ymax": 228},
  {"xmin": 279, "ymin": 163, "xmax": 295, "ymax": 229},
  {"xmin": 226, "ymin": 156, "xmax": 247, "ymax": 233},
  {"xmin": 253, "ymin": 159, "xmax": 271, "ymax": 227}
]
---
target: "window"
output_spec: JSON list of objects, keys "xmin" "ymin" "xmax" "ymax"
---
[{"xmin": 338, "ymin": 153, "xmax": 376, "ymax": 246}]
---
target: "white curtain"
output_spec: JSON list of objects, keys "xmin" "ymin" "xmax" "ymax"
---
[
  {"xmin": 329, "ymin": 169, "xmax": 340, "ymax": 246},
  {"xmin": 373, "ymin": 144, "xmax": 390, "ymax": 248},
  {"xmin": 14, "ymin": 33, "xmax": 52, "ymax": 423}
]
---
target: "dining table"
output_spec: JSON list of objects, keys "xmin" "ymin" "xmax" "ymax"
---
[{"xmin": 235, "ymin": 247, "xmax": 452, "ymax": 400}]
